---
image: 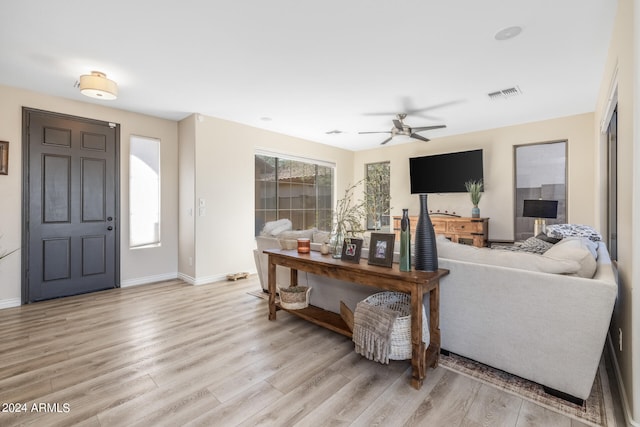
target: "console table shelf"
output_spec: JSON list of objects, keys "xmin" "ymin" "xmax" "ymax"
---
[
  {"xmin": 264, "ymin": 248, "xmax": 449, "ymax": 390},
  {"xmin": 275, "ymin": 302, "xmax": 352, "ymax": 337}
]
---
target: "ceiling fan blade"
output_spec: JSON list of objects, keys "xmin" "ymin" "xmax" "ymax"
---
[
  {"xmin": 380, "ymin": 136, "xmax": 394, "ymax": 145},
  {"xmin": 364, "ymin": 99, "xmax": 464, "ymax": 118},
  {"xmin": 411, "ymin": 125, "xmax": 447, "ymax": 132},
  {"xmin": 405, "ymin": 100, "xmax": 464, "ymax": 115},
  {"xmin": 359, "ymin": 131, "xmax": 392, "ymax": 135},
  {"xmin": 392, "ymin": 119, "xmax": 403, "ymax": 130},
  {"xmin": 410, "ymin": 133, "xmax": 430, "ymax": 142},
  {"xmin": 363, "ymin": 111, "xmax": 400, "ymax": 116}
]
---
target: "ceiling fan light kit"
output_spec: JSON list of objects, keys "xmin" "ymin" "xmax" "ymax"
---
[
  {"xmin": 359, "ymin": 113, "xmax": 446, "ymax": 145},
  {"xmin": 79, "ymin": 71, "xmax": 118, "ymax": 100}
]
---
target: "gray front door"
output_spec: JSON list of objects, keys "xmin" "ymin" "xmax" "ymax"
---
[{"xmin": 23, "ymin": 108, "xmax": 120, "ymax": 303}]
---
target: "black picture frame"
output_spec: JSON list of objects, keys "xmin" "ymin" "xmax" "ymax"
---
[
  {"xmin": 340, "ymin": 237, "xmax": 363, "ymax": 263},
  {"xmin": 368, "ymin": 232, "xmax": 395, "ymax": 268}
]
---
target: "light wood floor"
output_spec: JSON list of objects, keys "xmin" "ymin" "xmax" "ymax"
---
[{"xmin": 0, "ymin": 276, "xmax": 624, "ymax": 426}]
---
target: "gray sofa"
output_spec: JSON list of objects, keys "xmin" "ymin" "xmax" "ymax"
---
[{"xmin": 253, "ymin": 233, "xmax": 617, "ymax": 402}]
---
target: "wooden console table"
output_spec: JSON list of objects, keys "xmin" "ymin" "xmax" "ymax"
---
[{"xmin": 264, "ymin": 248, "xmax": 449, "ymax": 389}]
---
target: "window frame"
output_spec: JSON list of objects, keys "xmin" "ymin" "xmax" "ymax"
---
[
  {"xmin": 365, "ymin": 161, "xmax": 391, "ymax": 231},
  {"xmin": 255, "ymin": 149, "xmax": 335, "ymax": 235}
]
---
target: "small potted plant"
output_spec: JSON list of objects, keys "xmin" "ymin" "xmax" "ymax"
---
[{"xmin": 465, "ymin": 180, "xmax": 483, "ymax": 218}]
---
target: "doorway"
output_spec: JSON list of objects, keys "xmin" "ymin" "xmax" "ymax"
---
[
  {"xmin": 22, "ymin": 108, "xmax": 120, "ymax": 303},
  {"xmin": 513, "ymin": 141, "xmax": 567, "ymax": 241}
]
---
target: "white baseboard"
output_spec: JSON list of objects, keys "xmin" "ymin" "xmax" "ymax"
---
[
  {"xmin": 178, "ymin": 272, "xmax": 196, "ymax": 285},
  {"xmin": 0, "ymin": 269, "xmax": 258, "ymax": 308},
  {"xmin": 120, "ymin": 272, "xmax": 179, "ymax": 288},
  {"xmin": 0, "ymin": 297, "xmax": 21, "ymax": 309},
  {"xmin": 178, "ymin": 269, "xmax": 256, "ymax": 286},
  {"xmin": 607, "ymin": 332, "xmax": 639, "ymax": 426},
  {"xmin": 178, "ymin": 272, "xmax": 228, "ymax": 286}
]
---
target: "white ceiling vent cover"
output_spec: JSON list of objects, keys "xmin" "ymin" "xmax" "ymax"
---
[{"xmin": 488, "ymin": 86, "xmax": 522, "ymax": 100}]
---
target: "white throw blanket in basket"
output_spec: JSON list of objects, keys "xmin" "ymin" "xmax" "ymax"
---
[{"xmin": 353, "ymin": 301, "xmax": 399, "ymax": 364}]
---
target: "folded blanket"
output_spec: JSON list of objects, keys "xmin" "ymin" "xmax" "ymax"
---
[{"xmin": 353, "ymin": 301, "xmax": 399, "ymax": 364}]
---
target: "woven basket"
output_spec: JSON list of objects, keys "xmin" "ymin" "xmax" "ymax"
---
[
  {"xmin": 278, "ymin": 286, "xmax": 311, "ymax": 310},
  {"xmin": 362, "ymin": 291, "xmax": 430, "ymax": 360}
]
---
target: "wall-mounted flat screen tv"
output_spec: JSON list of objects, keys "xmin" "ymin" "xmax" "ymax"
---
[{"xmin": 409, "ymin": 149, "xmax": 484, "ymax": 194}]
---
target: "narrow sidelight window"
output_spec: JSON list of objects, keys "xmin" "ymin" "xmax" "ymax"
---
[{"xmin": 130, "ymin": 135, "xmax": 161, "ymax": 248}]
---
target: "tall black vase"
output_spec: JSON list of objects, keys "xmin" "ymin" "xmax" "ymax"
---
[{"xmin": 414, "ymin": 194, "xmax": 438, "ymax": 271}]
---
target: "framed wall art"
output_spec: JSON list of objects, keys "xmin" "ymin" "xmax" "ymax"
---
[
  {"xmin": 368, "ymin": 232, "xmax": 395, "ymax": 268},
  {"xmin": 341, "ymin": 237, "xmax": 363, "ymax": 263},
  {"xmin": 0, "ymin": 141, "xmax": 8, "ymax": 175}
]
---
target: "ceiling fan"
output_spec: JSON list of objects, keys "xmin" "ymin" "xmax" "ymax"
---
[{"xmin": 359, "ymin": 113, "xmax": 446, "ymax": 145}]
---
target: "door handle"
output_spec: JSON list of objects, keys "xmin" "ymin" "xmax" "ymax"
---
[{"xmin": 107, "ymin": 226, "xmax": 113, "ymax": 231}]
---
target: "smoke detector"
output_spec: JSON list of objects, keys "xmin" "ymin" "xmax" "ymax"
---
[{"xmin": 494, "ymin": 26, "xmax": 523, "ymax": 41}]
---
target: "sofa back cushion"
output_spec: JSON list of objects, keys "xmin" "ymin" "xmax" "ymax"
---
[{"xmin": 436, "ymin": 236, "xmax": 582, "ymax": 275}]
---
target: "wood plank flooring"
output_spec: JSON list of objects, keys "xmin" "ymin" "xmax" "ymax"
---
[{"xmin": 0, "ymin": 276, "xmax": 621, "ymax": 426}]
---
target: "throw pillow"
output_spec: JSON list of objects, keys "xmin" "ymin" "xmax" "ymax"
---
[
  {"xmin": 545, "ymin": 224, "xmax": 603, "ymax": 242},
  {"xmin": 278, "ymin": 229, "xmax": 315, "ymax": 240},
  {"xmin": 262, "ymin": 218, "xmax": 292, "ymax": 236},
  {"xmin": 312, "ymin": 231, "xmax": 331, "ymax": 244},
  {"xmin": 543, "ymin": 237, "xmax": 597, "ymax": 278},
  {"xmin": 278, "ymin": 239, "xmax": 298, "ymax": 250}
]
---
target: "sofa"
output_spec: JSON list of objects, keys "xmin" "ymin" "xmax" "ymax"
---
[{"xmin": 253, "ymin": 228, "xmax": 617, "ymax": 402}]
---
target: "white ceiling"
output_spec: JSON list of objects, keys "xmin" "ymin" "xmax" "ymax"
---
[{"xmin": 0, "ymin": 1, "xmax": 617, "ymax": 151}]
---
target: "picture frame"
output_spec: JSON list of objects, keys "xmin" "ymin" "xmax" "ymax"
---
[
  {"xmin": 340, "ymin": 237, "xmax": 363, "ymax": 263},
  {"xmin": 0, "ymin": 141, "xmax": 8, "ymax": 175},
  {"xmin": 368, "ymin": 232, "xmax": 395, "ymax": 268}
]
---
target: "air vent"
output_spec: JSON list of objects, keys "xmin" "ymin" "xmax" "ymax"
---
[
  {"xmin": 325, "ymin": 129, "xmax": 343, "ymax": 135},
  {"xmin": 488, "ymin": 86, "xmax": 522, "ymax": 100}
]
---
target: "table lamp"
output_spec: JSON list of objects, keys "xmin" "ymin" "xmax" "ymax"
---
[{"xmin": 523, "ymin": 199, "xmax": 558, "ymax": 236}]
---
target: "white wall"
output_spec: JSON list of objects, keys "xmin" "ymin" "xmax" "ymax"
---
[
  {"xmin": 353, "ymin": 113, "xmax": 597, "ymax": 242},
  {"xmin": 0, "ymin": 84, "xmax": 179, "ymax": 306},
  {"xmin": 178, "ymin": 113, "xmax": 355, "ymax": 285}
]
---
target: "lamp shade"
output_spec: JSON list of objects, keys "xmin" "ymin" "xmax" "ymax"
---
[
  {"xmin": 79, "ymin": 71, "xmax": 118, "ymax": 100},
  {"xmin": 523, "ymin": 199, "xmax": 558, "ymax": 219}
]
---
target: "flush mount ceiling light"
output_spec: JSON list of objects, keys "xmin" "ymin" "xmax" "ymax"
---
[
  {"xmin": 494, "ymin": 26, "xmax": 523, "ymax": 41},
  {"xmin": 79, "ymin": 71, "xmax": 118, "ymax": 100}
]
